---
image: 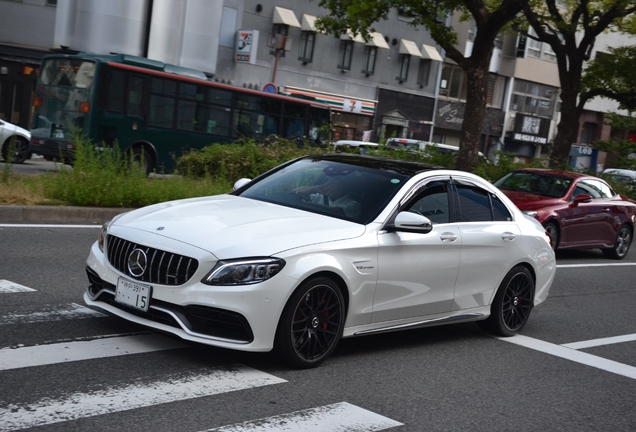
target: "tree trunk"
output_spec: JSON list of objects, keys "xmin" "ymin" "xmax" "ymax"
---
[
  {"xmin": 456, "ymin": 61, "xmax": 490, "ymax": 172},
  {"xmin": 550, "ymin": 90, "xmax": 580, "ymax": 169}
]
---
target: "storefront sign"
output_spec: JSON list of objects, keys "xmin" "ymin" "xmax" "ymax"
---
[
  {"xmin": 513, "ymin": 114, "xmax": 550, "ymax": 144},
  {"xmin": 235, "ymin": 30, "xmax": 259, "ymax": 64},
  {"xmin": 283, "ymin": 87, "xmax": 376, "ymax": 115}
]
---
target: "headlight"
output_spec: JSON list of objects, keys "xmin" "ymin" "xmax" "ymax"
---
[
  {"xmin": 523, "ymin": 210, "xmax": 538, "ymax": 218},
  {"xmin": 97, "ymin": 212, "xmax": 127, "ymax": 253},
  {"xmin": 202, "ymin": 258, "xmax": 286, "ymax": 286},
  {"xmin": 98, "ymin": 222, "xmax": 108, "ymax": 252}
]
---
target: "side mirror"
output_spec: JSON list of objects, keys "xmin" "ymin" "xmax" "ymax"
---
[
  {"xmin": 233, "ymin": 178, "xmax": 252, "ymax": 191},
  {"xmin": 389, "ymin": 211, "xmax": 433, "ymax": 234},
  {"xmin": 572, "ymin": 194, "xmax": 592, "ymax": 205}
]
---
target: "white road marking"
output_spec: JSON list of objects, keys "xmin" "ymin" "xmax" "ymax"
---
[
  {"xmin": 0, "ymin": 280, "xmax": 36, "ymax": 293},
  {"xmin": 557, "ymin": 262, "xmax": 636, "ymax": 268},
  {"xmin": 0, "ymin": 365, "xmax": 287, "ymax": 432},
  {"xmin": 0, "ymin": 224, "xmax": 100, "ymax": 228},
  {"xmin": 561, "ymin": 333, "xmax": 636, "ymax": 350},
  {"xmin": 499, "ymin": 334, "xmax": 636, "ymax": 380},
  {"xmin": 0, "ymin": 302, "xmax": 106, "ymax": 325},
  {"xmin": 205, "ymin": 402, "xmax": 403, "ymax": 432},
  {"xmin": 0, "ymin": 333, "xmax": 188, "ymax": 370}
]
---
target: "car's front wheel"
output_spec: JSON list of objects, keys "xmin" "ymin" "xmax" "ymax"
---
[
  {"xmin": 275, "ymin": 277, "xmax": 345, "ymax": 368},
  {"xmin": 478, "ymin": 266, "xmax": 534, "ymax": 337},
  {"xmin": 602, "ymin": 224, "xmax": 632, "ymax": 260}
]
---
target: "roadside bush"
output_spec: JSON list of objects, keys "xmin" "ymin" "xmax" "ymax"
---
[
  {"xmin": 41, "ymin": 133, "xmax": 229, "ymax": 207},
  {"xmin": 177, "ymin": 138, "xmax": 327, "ymax": 179}
]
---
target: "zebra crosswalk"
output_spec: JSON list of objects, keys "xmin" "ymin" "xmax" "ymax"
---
[{"xmin": 0, "ymin": 280, "xmax": 403, "ymax": 432}]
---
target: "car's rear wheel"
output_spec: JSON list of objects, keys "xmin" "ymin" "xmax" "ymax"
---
[
  {"xmin": 478, "ymin": 266, "xmax": 534, "ymax": 337},
  {"xmin": 543, "ymin": 221, "xmax": 559, "ymax": 251},
  {"xmin": 275, "ymin": 277, "xmax": 345, "ymax": 368},
  {"xmin": 602, "ymin": 224, "xmax": 632, "ymax": 260}
]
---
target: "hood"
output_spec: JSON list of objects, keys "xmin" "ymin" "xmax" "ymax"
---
[
  {"xmin": 111, "ymin": 195, "xmax": 365, "ymax": 259},
  {"xmin": 500, "ymin": 189, "xmax": 563, "ymax": 210}
]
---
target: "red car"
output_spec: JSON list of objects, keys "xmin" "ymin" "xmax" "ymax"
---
[{"xmin": 494, "ymin": 168, "xmax": 636, "ymax": 259}]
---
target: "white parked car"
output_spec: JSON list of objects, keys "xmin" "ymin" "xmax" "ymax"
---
[
  {"xmin": 84, "ymin": 154, "xmax": 556, "ymax": 368},
  {"xmin": 0, "ymin": 119, "xmax": 31, "ymax": 164}
]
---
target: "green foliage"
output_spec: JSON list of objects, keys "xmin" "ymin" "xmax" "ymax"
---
[
  {"xmin": 472, "ymin": 151, "xmax": 545, "ymax": 182},
  {"xmin": 176, "ymin": 138, "xmax": 328, "ymax": 179},
  {"xmin": 594, "ymin": 113, "xmax": 636, "ymax": 171},
  {"xmin": 581, "ymin": 46, "xmax": 636, "ymax": 110},
  {"xmin": 41, "ymin": 132, "xmax": 230, "ymax": 207}
]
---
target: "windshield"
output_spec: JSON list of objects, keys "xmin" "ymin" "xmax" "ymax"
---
[
  {"xmin": 494, "ymin": 171, "xmax": 572, "ymax": 198},
  {"xmin": 238, "ymin": 158, "xmax": 411, "ymax": 224},
  {"xmin": 40, "ymin": 59, "xmax": 96, "ymax": 89}
]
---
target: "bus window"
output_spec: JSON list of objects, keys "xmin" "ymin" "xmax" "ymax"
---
[
  {"xmin": 236, "ymin": 93, "xmax": 282, "ymax": 114},
  {"xmin": 106, "ymin": 69, "xmax": 125, "ymax": 112},
  {"xmin": 127, "ymin": 76, "xmax": 144, "ymax": 117},
  {"xmin": 235, "ymin": 111, "xmax": 279, "ymax": 139},
  {"xmin": 149, "ymin": 78, "xmax": 176, "ymax": 128},
  {"xmin": 206, "ymin": 88, "xmax": 232, "ymax": 106}
]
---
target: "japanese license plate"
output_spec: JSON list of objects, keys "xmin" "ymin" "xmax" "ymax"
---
[{"xmin": 116, "ymin": 277, "xmax": 152, "ymax": 312}]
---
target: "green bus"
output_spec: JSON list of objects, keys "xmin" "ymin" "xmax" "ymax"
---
[{"xmin": 30, "ymin": 52, "xmax": 332, "ymax": 173}]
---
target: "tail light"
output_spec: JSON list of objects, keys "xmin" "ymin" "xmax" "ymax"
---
[
  {"xmin": 79, "ymin": 102, "xmax": 90, "ymax": 113},
  {"xmin": 34, "ymin": 97, "xmax": 42, "ymax": 107}
]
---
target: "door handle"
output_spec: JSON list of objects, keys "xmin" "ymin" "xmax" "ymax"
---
[
  {"xmin": 501, "ymin": 232, "xmax": 516, "ymax": 241},
  {"xmin": 440, "ymin": 232, "xmax": 457, "ymax": 242}
]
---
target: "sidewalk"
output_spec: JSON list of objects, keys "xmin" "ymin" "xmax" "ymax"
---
[{"xmin": 0, "ymin": 205, "xmax": 134, "ymax": 225}]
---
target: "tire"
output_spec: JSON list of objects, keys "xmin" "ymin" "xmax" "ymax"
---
[
  {"xmin": 129, "ymin": 145, "xmax": 155, "ymax": 176},
  {"xmin": 543, "ymin": 221, "xmax": 559, "ymax": 251},
  {"xmin": 478, "ymin": 266, "xmax": 534, "ymax": 337},
  {"xmin": 602, "ymin": 224, "xmax": 632, "ymax": 260},
  {"xmin": 275, "ymin": 277, "xmax": 345, "ymax": 368},
  {"xmin": 2, "ymin": 137, "xmax": 31, "ymax": 164}
]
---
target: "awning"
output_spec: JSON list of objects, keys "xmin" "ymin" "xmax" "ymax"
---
[
  {"xmin": 420, "ymin": 44, "xmax": 443, "ymax": 61},
  {"xmin": 366, "ymin": 32, "xmax": 390, "ymax": 49},
  {"xmin": 273, "ymin": 6, "xmax": 301, "ymax": 28},
  {"xmin": 340, "ymin": 30, "xmax": 365, "ymax": 43},
  {"xmin": 399, "ymin": 39, "xmax": 422, "ymax": 57},
  {"xmin": 301, "ymin": 14, "xmax": 318, "ymax": 32}
]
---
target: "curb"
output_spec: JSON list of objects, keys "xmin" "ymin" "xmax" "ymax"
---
[{"xmin": 0, "ymin": 205, "xmax": 135, "ymax": 225}]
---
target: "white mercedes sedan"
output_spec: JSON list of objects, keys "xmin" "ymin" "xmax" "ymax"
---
[{"xmin": 84, "ymin": 154, "xmax": 556, "ymax": 368}]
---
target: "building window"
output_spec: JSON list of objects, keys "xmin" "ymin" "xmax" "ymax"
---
[
  {"xmin": 439, "ymin": 64, "xmax": 467, "ymax": 100},
  {"xmin": 417, "ymin": 60, "xmax": 432, "ymax": 87},
  {"xmin": 270, "ymin": 24, "xmax": 289, "ymax": 57},
  {"xmin": 298, "ymin": 31, "xmax": 315, "ymax": 64},
  {"xmin": 338, "ymin": 40, "xmax": 354, "ymax": 71},
  {"xmin": 526, "ymin": 28, "xmax": 542, "ymax": 58},
  {"xmin": 487, "ymin": 74, "xmax": 506, "ymax": 109},
  {"xmin": 362, "ymin": 46, "xmax": 377, "ymax": 76},
  {"xmin": 397, "ymin": 54, "xmax": 410, "ymax": 82},
  {"xmin": 510, "ymin": 79, "xmax": 556, "ymax": 118},
  {"xmin": 46, "ymin": 0, "xmax": 58, "ymax": 5}
]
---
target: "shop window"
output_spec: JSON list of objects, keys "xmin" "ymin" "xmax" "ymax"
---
[
  {"xmin": 298, "ymin": 31, "xmax": 315, "ymax": 64},
  {"xmin": 338, "ymin": 40, "xmax": 354, "ymax": 71},
  {"xmin": 362, "ymin": 46, "xmax": 377, "ymax": 76},
  {"xmin": 439, "ymin": 64, "xmax": 467, "ymax": 100}
]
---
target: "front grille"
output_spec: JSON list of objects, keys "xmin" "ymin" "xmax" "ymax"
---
[
  {"xmin": 86, "ymin": 267, "xmax": 254, "ymax": 343},
  {"xmin": 106, "ymin": 235, "xmax": 199, "ymax": 286}
]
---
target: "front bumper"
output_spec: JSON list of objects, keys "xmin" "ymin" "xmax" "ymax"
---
[{"xmin": 85, "ymin": 240, "xmax": 294, "ymax": 352}]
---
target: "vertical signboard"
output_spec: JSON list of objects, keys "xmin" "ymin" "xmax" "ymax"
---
[{"xmin": 235, "ymin": 30, "xmax": 259, "ymax": 64}]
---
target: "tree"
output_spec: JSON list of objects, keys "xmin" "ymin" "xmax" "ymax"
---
[
  {"xmin": 316, "ymin": 0, "xmax": 529, "ymax": 172},
  {"xmin": 580, "ymin": 45, "xmax": 636, "ymax": 111},
  {"xmin": 521, "ymin": 0, "xmax": 636, "ymax": 169},
  {"xmin": 594, "ymin": 113, "xmax": 636, "ymax": 170}
]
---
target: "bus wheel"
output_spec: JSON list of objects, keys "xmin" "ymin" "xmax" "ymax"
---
[{"xmin": 129, "ymin": 145, "xmax": 155, "ymax": 176}]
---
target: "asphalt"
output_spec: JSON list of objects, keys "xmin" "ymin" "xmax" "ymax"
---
[{"xmin": 0, "ymin": 205, "xmax": 135, "ymax": 225}]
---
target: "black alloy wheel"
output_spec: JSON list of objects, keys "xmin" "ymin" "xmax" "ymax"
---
[
  {"xmin": 478, "ymin": 266, "xmax": 534, "ymax": 337},
  {"xmin": 276, "ymin": 277, "xmax": 345, "ymax": 368},
  {"xmin": 602, "ymin": 224, "xmax": 632, "ymax": 260},
  {"xmin": 2, "ymin": 137, "xmax": 31, "ymax": 164}
]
